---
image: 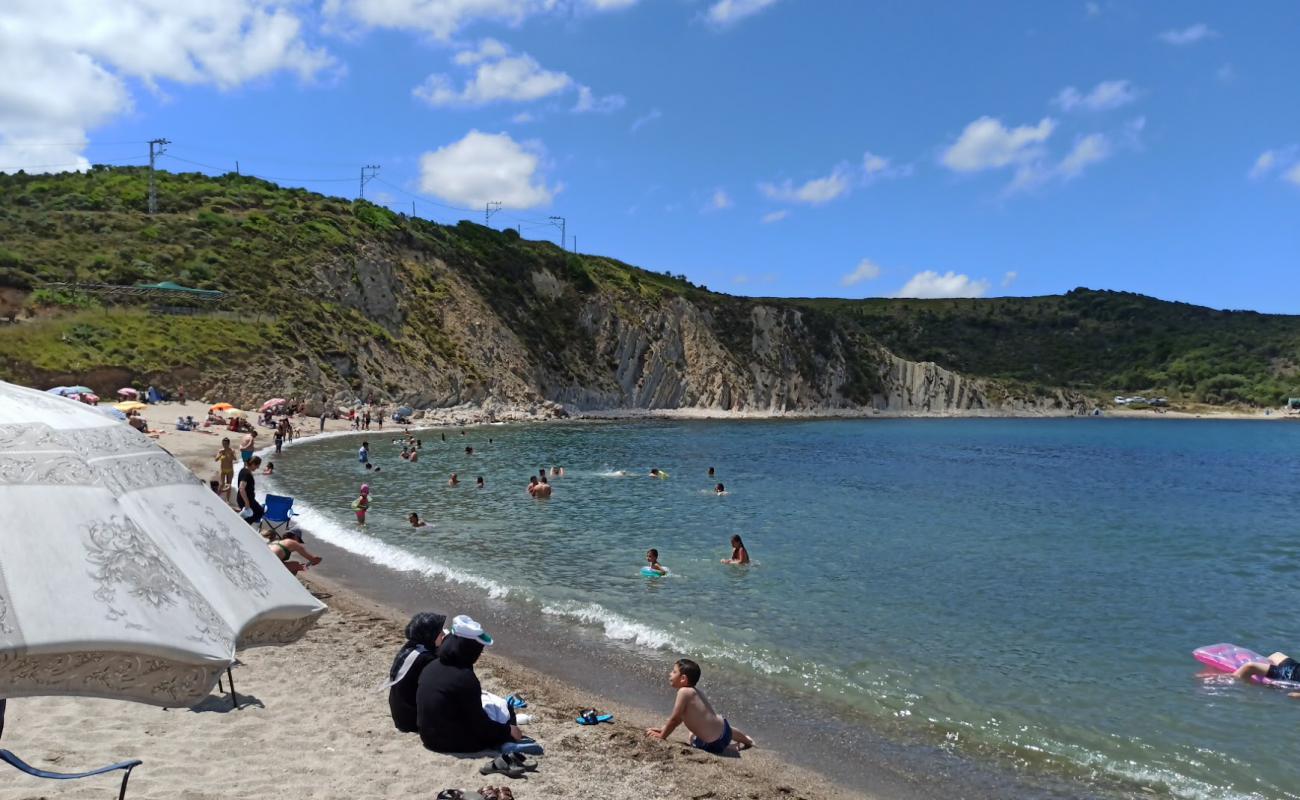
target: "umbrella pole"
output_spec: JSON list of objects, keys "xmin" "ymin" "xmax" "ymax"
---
[{"xmin": 217, "ymin": 667, "xmax": 238, "ymax": 709}]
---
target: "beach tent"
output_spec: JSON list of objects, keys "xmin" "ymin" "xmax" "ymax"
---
[{"xmin": 0, "ymin": 380, "xmax": 326, "ymax": 707}]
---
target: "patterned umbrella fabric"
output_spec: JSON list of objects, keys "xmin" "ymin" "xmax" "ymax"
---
[
  {"xmin": 260, "ymin": 398, "xmax": 286, "ymax": 412},
  {"xmin": 117, "ymin": 388, "xmax": 138, "ymax": 398},
  {"xmin": 0, "ymin": 381, "xmax": 326, "ymax": 707}
]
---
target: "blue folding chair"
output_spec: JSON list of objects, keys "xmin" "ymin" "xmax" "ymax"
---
[
  {"xmin": 0, "ymin": 749, "xmax": 142, "ymax": 800},
  {"xmin": 259, "ymin": 494, "xmax": 298, "ymax": 539}
]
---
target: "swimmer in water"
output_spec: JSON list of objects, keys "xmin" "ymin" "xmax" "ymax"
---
[
  {"xmin": 534, "ymin": 475, "xmax": 552, "ymax": 499},
  {"xmin": 1234, "ymin": 651, "xmax": 1300, "ymax": 698},
  {"xmin": 465, "ymin": 446, "xmax": 474, "ymax": 455},
  {"xmin": 714, "ymin": 483, "xmax": 726, "ymax": 495},
  {"xmin": 551, "ymin": 466, "xmax": 563, "ymax": 476},
  {"xmin": 649, "ymin": 468, "xmax": 662, "ymax": 478},
  {"xmin": 528, "ymin": 476, "xmax": 539, "ymax": 495},
  {"xmin": 645, "ymin": 548, "xmax": 667, "ymax": 575},
  {"xmin": 476, "ymin": 476, "xmax": 485, "ymax": 489},
  {"xmin": 708, "ymin": 466, "xmax": 715, "ymax": 477},
  {"xmin": 721, "ymin": 535, "xmax": 750, "ymax": 565},
  {"xmin": 408, "ymin": 513, "xmax": 428, "ymax": 528},
  {"xmin": 448, "ymin": 472, "xmax": 459, "ymax": 486}
]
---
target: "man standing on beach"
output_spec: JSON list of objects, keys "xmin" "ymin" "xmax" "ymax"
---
[
  {"xmin": 177, "ymin": 384, "xmax": 185, "ymax": 405},
  {"xmin": 239, "ymin": 429, "xmax": 256, "ymax": 465},
  {"xmin": 320, "ymin": 408, "xmax": 327, "ymax": 432},
  {"xmin": 237, "ymin": 456, "xmax": 264, "ymax": 524},
  {"xmin": 214, "ymin": 438, "xmax": 236, "ymax": 502}
]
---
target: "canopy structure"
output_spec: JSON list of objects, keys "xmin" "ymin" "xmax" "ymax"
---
[
  {"xmin": 113, "ymin": 401, "xmax": 147, "ymax": 412},
  {"xmin": 209, "ymin": 402, "xmax": 234, "ymax": 412},
  {"xmin": 0, "ymin": 381, "xmax": 326, "ymax": 707},
  {"xmin": 260, "ymin": 398, "xmax": 286, "ymax": 412}
]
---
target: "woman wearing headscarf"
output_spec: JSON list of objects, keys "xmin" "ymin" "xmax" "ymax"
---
[
  {"xmin": 416, "ymin": 615, "xmax": 522, "ymax": 752},
  {"xmin": 386, "ymin": 612, "xmax": 446, "ymax": 732}
]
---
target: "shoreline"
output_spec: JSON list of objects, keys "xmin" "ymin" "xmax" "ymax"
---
[
  {"xmin": 96, "ymin": 400, "xmax": 865, "ymax": 800},
  {"xmin": 123, "ymin": 400, "xmax": 1127, "ymax": 799}
]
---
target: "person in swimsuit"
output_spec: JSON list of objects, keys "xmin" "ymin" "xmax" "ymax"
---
[
  {"xmin": 214, "ymin": 437, "xmax": 236, "ymax": 502},
  {"xmin": 1234, "ymin": 652, "xmax": 1300, "ymax": 697},
  {"xmin": 646, "ymin": 659, "xmax": 754, "ymax": 754},
  {"xmin": 408, "ymin": 513, "xmax": 428, "ymax": 528},
  {"xmin": 475, "ymin": 476, "xmax": 484, "ymax": 489},
  {"xmin": 262, "ymin": 461, "xmax": 275, "ymax": 475},
  {"xmin": 714, "ymin": 483, "xmax": 726, "ymax": 495},
  {"xmin": 534, "ymin": 475, "xmax": 552, "ymax": 499},
  {"xmin": 708, "ymin": 467, "xmax": 715, "ymax": 477},
  {"xmin": 645, "ymin": 549, "xmax": 667, "ymax": 575},
  {"xmin": 448, "ymin": 473, "xmax": 459, "ymax": 486},
  {"xmin": 721, "ymin": 535, "xmax": 749, "ymax": 565},
  {"xmin": 268, "ymin": 538, "xmax": 321, "ymax": 574},
  {"xmin": 352, "ymin": 484, "xmax": 370, "ymax": 523},
  {"xmin": 527, "ymin": 476, "xmax": 539, "ymax": 495}
]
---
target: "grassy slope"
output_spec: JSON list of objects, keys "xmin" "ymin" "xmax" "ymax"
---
[{"xmin": 1, "ymin": 167, "xmax": 1297, "ymax": 406}]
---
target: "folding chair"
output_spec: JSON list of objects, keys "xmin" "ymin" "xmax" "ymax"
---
[
  {"xmin": 0, "ymin": 749, "xmax": 142, "ymax": 800},
  {"xmin": 259, "ymin": 494, "xmax": 298, "ymax": 539}
]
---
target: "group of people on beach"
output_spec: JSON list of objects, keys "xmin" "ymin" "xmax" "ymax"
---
[{"xmin": 385, "ymin": 610, "xmax": 754, "ymax": 762}]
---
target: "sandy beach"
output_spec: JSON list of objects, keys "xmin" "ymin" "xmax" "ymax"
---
[{"xmin": 0, "ymin": 401, "xmax": 859, "ymax": 800}]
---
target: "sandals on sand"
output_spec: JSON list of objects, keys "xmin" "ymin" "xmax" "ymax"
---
[
  {"xmin": 506, "ymin": 693, "xmax": 527, "ymax": 710},
  {"xmin": 501, "ymin": 737, "xmax": 544, "ymax": 756},
  {"xmin": 503, "ymin": 751, "xmax": 538, "ymax": 772},
  {"xmin": 479, "ymin": 755, "xmax": 525, "ymax": 779},
  {"xmin": 477, "ymin": 787, "xmax": 515, "ymax": 800},
  {"xmin": 576, "ymin": 707, "xmax": 614, "ymax": 725}
]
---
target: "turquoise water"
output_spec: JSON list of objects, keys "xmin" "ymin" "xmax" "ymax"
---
[{"xmin": 269, "ymin": 419, "xmax": 1300, "ymax": 799}]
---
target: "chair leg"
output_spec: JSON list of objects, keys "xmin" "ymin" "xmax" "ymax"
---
[
  {"xmin": 227, "ymin": 667, "xmax": 237, "ymax": 709},
  {"xmin": 118, "ymin": 765, "xmax": 135, "ymax": 800}
]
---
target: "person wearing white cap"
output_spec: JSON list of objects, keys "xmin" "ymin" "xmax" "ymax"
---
[{"xmin": 415, "ymin": 615, "xmax": 523, "ymax": 753}]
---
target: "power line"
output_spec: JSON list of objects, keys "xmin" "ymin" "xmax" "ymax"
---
[
  {"xmin": 147, "ymin": 138, "xmax": 170, "ymax": 214},
  {"xmin": 359, "ymin": 164, "xmax": 380, "ymax": 199}
]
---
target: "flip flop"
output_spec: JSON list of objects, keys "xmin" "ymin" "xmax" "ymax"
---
[
  {"xmin": 576, "ymin": 708, "xmax": 614, "ymax": 725},
  {"xmin": 479, "ymin": 755, "xmax": 525, "ymax": 779},
  {"xmin": 506, "ymin": 693, "xmax": 527, "ymax": 710},
  {"xmin": 503, "ymin": 751, "xmax": 539, "ymax": 772}
]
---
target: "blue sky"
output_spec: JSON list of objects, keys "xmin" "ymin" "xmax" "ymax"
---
[{"xmin": 3, "ymin": 1, "xmax": 1298, "ymax": 311}]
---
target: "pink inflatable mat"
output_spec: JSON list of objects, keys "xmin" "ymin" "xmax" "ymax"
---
[{"xmin": 1194, "ymin": 643, "xmax": 1300, "ymax": 688}]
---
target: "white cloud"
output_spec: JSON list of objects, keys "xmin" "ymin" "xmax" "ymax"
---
[
  {"xmin": 940, "ymin": 116, "xmax": 1056, "ymax": 172},
  {"xmin": 841, "ymin": 259, "xmax": 882, "ymax": 287},
  {"xmin": 1001, "ymin": 270, "xmax": 1018, "ymax": 288},
  {"xmin": 1249, "ymin": 149, "xmax": 1278, "ymax": 179},
  {"xmin": 1057, "ymin": 133, "xmax": 1111, "ymax": 179},
  {"xmin": 0, "ymin": 0, "xmax": 336, "ymax": 173},
  {"xmin": 630, "ymin": 108, "xmax": 662, "ymax": 132},
  {"xmin": 1053, "ymin": 80, "xmax": 1138, "ymax": 112},
  {"xmin": 862, "ymin": 151, "xmax": 891, "ymax": 176},
  {"xmin": 704, "ymin": 189, "xmax": 732, "ymax": 211},
  {"xmin": 1158, "ymin": 23, "xmax": 1218, "ymax": 46},
  {"xmin": 760, "ymin": 209, "xmax": 788, "ymax": 224},
  {"xmin": 893, "ymin": 271, "xmax": 991, "ymax": 299},
  {"xmin": 511, "ymin": 111, "xmax": 536, "ymax": 124},
  {"xmin": 453, "ymin": 38, "xmax": 509, "ymax": 66},
  {"xmin": 418, "ymin": 130, "xmax": 556, "ymax": 209},
  {"xmin": 759, "ymin": 164, "xmax": 852, "ymax": 205},
  {"xmin": 706, "ymin": 0, "xmax": 780, "ymax": 27},
  {"xmin": 573, "ymin": 85, "xmax": 626, "ymax": 113},
  {"xmin": 415, "ymin": 49, "xmax": 572, "ymax": 106},
  {"xmin": 326, "ymin": 0, "xmax": 636, "ymax": 40},
  {"xmin": 1248, "ymin": 146, "xmax": 1300, "ymax": 184}
]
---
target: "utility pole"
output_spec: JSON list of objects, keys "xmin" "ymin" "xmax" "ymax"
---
[
  {"xmin": 573, "ymin": 236, "xmax": 577, "ymax": 253},
  {"xmin": 235, "ymin": 160, "xmax": 240, "ymax": 175},
  {"xmin": 485, "ymin": 201, "xmax": 503, "ymax": 226},
  {"xmin": 147, "ymin": 138, "xmax": 169, "ymax": 214},
  {"xmin": 359, "ymin": 164, "xmax": 380, "ymax": 200},
  {"xmin": 412, "ymin": 201, "xmax": 417, "ymax": 217},
  {"xmin": 548, "ymin": 215, "xmax": 566, "ymax": 251}
]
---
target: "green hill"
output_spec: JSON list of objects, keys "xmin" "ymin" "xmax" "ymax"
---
[{"xmin": 0, "ymin": 166, "xmax": 1296, "ymax": 410}]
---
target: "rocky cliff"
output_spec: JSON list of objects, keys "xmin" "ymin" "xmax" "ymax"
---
[{"xmin": 0, "ymin": 168, "xmax": 1090, "ymax": 415}]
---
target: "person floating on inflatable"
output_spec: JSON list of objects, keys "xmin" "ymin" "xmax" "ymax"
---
[
  {"xmin": 649, "ymin": 468, "xmax": 669, "ymax": 479},
  {"xmin": 1234, "ymin": 651, "xmax": 1300, "ymax": 698},
  {"xmin": 643, "ymin": 548, "xmax": 667, "ymax": 577}
]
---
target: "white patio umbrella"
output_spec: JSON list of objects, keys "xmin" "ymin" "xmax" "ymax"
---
[{"xmin": 0, "ymin": 380, "xmax": 326, "ymax": 707}]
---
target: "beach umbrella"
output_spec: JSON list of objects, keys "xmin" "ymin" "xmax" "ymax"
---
[
  {"xmin": 92, "ymin": 405, "xmax": 128, "ymax": 421},
  {"xmin": 44, "ymin": 386, "xmax": 70, "ymax": 395},
  {"xmin": 64, "ymin": 385, "xmax": 93, "ymax": 396},
  {"xmin": 260, "ymin": 398, "xmax": 286, "ymax": 412},
  {"xmin": 0, "ymin": 380, "xmax": 326, "ymax": 707},
  {"xmin": 81, "ymin": 393, "xmax": 99, "ymax": 404},
  {"xmin": 117, "ymin": 388, "xmax": 138, "ymax": 398},
  {"xmin": 219, "ymin": 407, "xmax": 246, "ymax": 417},
  {"xmin": 209, "ymin": 402, "xmax": 234, "ymax": 412},
  {"xmin": 114, "ymin": 401, "xmax": 147, "ymax": 413}
]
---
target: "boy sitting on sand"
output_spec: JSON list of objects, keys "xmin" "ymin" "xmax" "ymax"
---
[{"xmin": 647, "ymin": 659, "xmax": 754, "ymax": 754}]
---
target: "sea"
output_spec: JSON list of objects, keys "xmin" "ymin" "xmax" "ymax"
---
[{"xmin": 265, "ymin": 418, "xmax": 1300, "ymax": 799}]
